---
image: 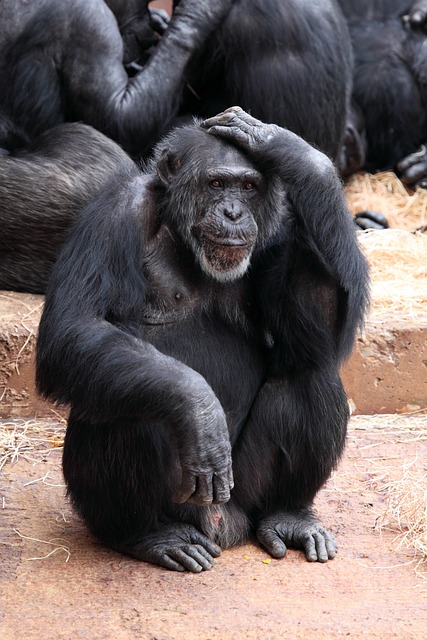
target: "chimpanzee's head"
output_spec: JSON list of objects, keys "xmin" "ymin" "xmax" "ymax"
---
[{"xmin": 154, "ymin": 123, "xmax": 285, "ymax": 282}]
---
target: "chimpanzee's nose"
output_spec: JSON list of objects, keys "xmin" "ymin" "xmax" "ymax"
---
[{"xmin": 224, "ymin": 204, "xmax": 242, "ymax": 221}]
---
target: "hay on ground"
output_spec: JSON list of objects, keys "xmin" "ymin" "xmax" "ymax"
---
[
  {"xmin": 377, "ymin": 461, "xmax": 427, "ymax": 559},
  {"xmin": 345, "ymin": 171, "xmax": 427, "ymax": 232},
  {"xmin": 357, "ymin": 228, "xmax": 427, "ymax": 319},
  {"xmin": 0, "ymin": 418, "xmax": 65, "ymax": 471},
  {"xmin": 349, "ymin": 414, "xmax": 427, "ymax": 564}
]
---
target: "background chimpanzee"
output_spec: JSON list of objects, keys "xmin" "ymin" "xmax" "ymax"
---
[
  {"xmin": 0, "ymin": 123, "xmax": 134, "ymax": 293},
  {"xmin": 173, "ymin": 0, "xmax": 353, "ymax": 164},
  {"xmin": 0, "ymin": 0, "xmax": 232, "ymax": 156},
  {"xmin": 36, "ymin": 107, "xmax": 369, "ymax": 572},
  {"xmin": 337, "ymin": 0, "xmax": 427, "ymax": 189}
]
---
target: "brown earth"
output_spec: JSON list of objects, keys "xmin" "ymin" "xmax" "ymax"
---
[{"xmin": 1, "ymin": 414, "xmax": 426, "ymax": 640}]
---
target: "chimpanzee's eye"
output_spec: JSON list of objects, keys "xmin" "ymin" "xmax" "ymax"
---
[
  {"xmin": 242, "ymin": 181, "xmax": 255, "ymax": 191},
  {"xmin": 210, "ymin": 179, "xmax": 222, "ymax": 188}
]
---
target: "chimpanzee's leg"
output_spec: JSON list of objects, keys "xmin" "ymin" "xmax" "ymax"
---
[
  {"xmin": 231, "ymin": 366, "xmax": 349, "ymax": 562},
  {"xmin": 63, "ymin": 411, "xmax": 221, "ymax": 572}
]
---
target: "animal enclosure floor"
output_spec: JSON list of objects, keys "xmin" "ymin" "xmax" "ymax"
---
[{"xmin": 1, "ymin": 414, "xmax": 426, "ymax": 640}]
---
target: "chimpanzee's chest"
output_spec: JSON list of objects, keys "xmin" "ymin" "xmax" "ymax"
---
[
  {"xmin": 141, "ymin": 223, "xmax": 254, "ymax": 328},
  {"xmin": 141, "ymin": 235, "xmax": 204, "ymax": 325},
  {"xmin": 139, "ymin": 225, "xmax": 266, "ymax": 435},
  {"xmin": 144, "ymin": 312, "xmax": 267, "ymax": 439}
]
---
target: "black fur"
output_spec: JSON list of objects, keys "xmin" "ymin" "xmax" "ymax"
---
[
  {"xmin": 0, "ymin": 0, "xmax": 234, "ymax": 156},
  {"xmin": 337, "ymin": 0, "xmax": 427, "ymax": 188},
  {"xmin": 0, "ymin": 123, "xmax": 134, "ymax": 293},
  {"xmin": 0, "ymin": 114, "xmax": 30, "ymax": 151},
  {"xmin": 176, "ymin": 0, "xmax": 353, "ymax": 163},
  {"xmin": 36, "ymin": 109, "xmax": 369, "ymax": 572}
]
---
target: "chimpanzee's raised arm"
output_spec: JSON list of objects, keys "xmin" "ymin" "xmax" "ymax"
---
[
  {"xmin": 2, "ymin": 0, "xmax": 233, "ymax": 156},
  {"xmin": 204, "ymin": 107, "xmax": 369, "ymax": 364},
  {"xmin": 69, "ymin": 0, "xmax": 234, "ymax": 155}
]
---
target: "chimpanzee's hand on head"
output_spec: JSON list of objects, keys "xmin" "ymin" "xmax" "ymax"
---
[
  {"xmin": 203, "ymin": 106, "xmax": 283, "ymax": 153},
  {"xmin": 202, "ymin": 106, "xmax": 333, "ymax": 182}
]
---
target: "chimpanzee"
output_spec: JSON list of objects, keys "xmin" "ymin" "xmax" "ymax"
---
[
  {"xmin": 0, "ymin": 123, "xmax": 134, "ymax": 293},
  {"xmin": 337, "ymin": 0, "xmax": 427, "ymax": 189},
  {"xmin": 0, "ymin": 0, "xmax": 232, "ymax": 156},
  {"xmin": 36, "ymin": 108, "xmax": 369, "ymax": 572},
  {"xmin": 174, "ymin": 0, "xmax": 353, "ymax": 164}
]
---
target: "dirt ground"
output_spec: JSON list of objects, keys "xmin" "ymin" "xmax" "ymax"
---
[{"xmin": 1, "ymin": 414, "xmax": 426, "ymax": 640}]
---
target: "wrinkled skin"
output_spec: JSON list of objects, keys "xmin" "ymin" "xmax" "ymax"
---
[
  {"xmin": 257, "ymin": 510, "xmax": 337, "ymax": 563},
  {"xmin": 114, "ymin": 524, "xmax": 222, "ymax": 573}
]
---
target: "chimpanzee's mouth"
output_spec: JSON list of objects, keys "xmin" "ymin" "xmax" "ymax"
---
[
  {"xmin": 203, "ymin": 235, "xmax": 252, "ymax": 249},
  {"xmin": 202, "ymin": 240, "xmax": 253, "ymax": 274}
]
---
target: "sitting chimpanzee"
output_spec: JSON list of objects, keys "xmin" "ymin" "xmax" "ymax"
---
[
  {"xmin": 337, "ymin": 0, "xmax": 427, "ymax": 189},
  {"xmin": 0, "ymin": 0, "xmax": 232, "ymax": 156},
  {"xmin": 0, "ymin": 122, "xmax": 134, "ymax": 293},
  {"xmin": 36, "ymin": 108, "xmax": 369, "ymax": 572}
]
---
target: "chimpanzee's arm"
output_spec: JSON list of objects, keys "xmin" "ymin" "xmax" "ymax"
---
[
  {"xmin": 36, "ymin": 167, "xmax": 233, "ymax": 506},
  {"xmin": 62, "ymin": 0, "xmax": 233, "ymax": 155},
  {"xmin": 5, "ymin": 0, "xmax": 232, "ymax": 153},
  {"xmin": 203, "ymin": 107, "xmax": 369, "ymax": 366}
]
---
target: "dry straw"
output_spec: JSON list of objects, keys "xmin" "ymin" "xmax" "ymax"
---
[
  {"xmin": 0, "ymin": 417, "xmax": 65, "ymax": 471},
  {"xmin": 345, "ymin": 170, "xmax": 427, "ymax": 232},
  {"xmin": 345, "ymin": 171, "xmax": 427, "ymax": 321},
  {"xmin": 358, "ymin": 228, "xmax": 427, "ymax": 320},
  {"xmin": 350, "ymin": 413, "xmax": 427, "ymax": 567},
  {"xmin": 377, "ymin": 460, "xmax": 427, "ymax": 560}
]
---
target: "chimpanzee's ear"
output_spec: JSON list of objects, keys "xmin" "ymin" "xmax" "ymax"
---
[{"xmin": 156, "ymin": 147, "xmax": 182, "ymax": 186}]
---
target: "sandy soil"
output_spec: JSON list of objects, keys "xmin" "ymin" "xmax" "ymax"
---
[{"xmin": 1, "ymin": 414, "xmax": 426, "ymax": 640}]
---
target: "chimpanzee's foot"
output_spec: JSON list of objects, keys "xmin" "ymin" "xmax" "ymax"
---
[
  {"xmin": 256, "ymin": 509, "xmax": 337, "ymax": 563},
  {"xmin": 113, "ymin": 523, "xmax": 221, "ymax": 572}
]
